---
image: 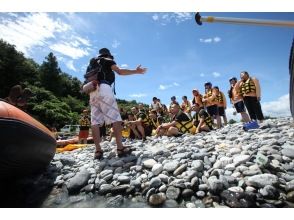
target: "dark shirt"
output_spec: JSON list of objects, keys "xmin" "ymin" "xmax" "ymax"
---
[{"xmin": 98, "ymin": 57, "xmax": 116, "ymax": 84}]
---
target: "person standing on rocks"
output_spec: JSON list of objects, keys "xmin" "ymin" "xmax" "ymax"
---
[
  {"xmin": 202, "ymin": 82, "xmax": 221, "ymax": 128},
  {"xmin": 78, "ymin": 109, "xmax": 91, "ymax": 144},
  {"xmin": 239, "ymin": 71, "xmax": 264, "ymax": 123},
  {"xmin": 228, "ymin": 77, "xmax": 250, "ymax": 123},
  {"xmin": 214, "ymin": 86, "xmax": 228, "ymax": 126},
  {"xmin": 88, "ymin": 48, "xmax": 147, "ymax": 159}
]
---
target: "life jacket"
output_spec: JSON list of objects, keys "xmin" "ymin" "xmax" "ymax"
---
[
  {"xmin": 181, "ymin": 101, "xmax": 191, "ymax": 113},
  {"xmin": 79, "ymin": 116, "xmax": 90, "ymax": 128},
  {"xmin": 174, "ymin": 112, "xmax": 195, "ymax": 134},
  {"xmin": 216, "ymin": 92, "xmax": 224, "ymax": 104},
  {"xmin": 240, "ymin": 78, "xmax": 256, "ymax": 95},
  {"xmin": 136, "ymin": 111, "xmax": 152, "ymax": 127},
  {"xmin": 199, "ymin": 109, "xmax": 213, "ymax": 129},
  {"xmin": 204, "ymin": 89, "xmax": 217, "ymax": 106}
]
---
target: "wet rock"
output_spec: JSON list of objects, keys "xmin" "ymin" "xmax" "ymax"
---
[
  {"xmin": 148, "ymin": 193, "xmax": 166, "ymax": 206},
  {"xmin": 246, "ymin": 174, "xmax": 279, "ymax": 188},
  {"xmin": 105, "ymin": 195, "xmax": 124, "ymax": 208},
  {"xmin": 152, "ymin": 164, "xmax": 163, "ymax": 176},
  {"xmin": 66, "ymin": 168, "xmax": 91, "ymax": 194},
  {"xmin": 166, "ymin": 186, "xmax": 181, "ymax": 200}
]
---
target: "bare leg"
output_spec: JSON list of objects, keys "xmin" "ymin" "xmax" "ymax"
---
[
  {"xmin": 240, "ymin": 112, "xmax": 250, "ymax": 123},
  {"xmin": 112, "ymin": 121, "xmax": 124, "ymax": 149},
  {"xmin": 92, "ymin": 124, "xmax": 102, "ymax": 151},
  {"xmin": 136, "ymin": 124, "xmax": 146, "ymax": 139},
  {"xmin": 216, "ymin": 115, "xmax": 221, "ymax": 129},
  {"xmin": 129, "ymin": 124, "xmax": 141, "ymax": 139},
  {"xmin": 167, "ymin": 127, "xmax": 180, "ymax": 137},
  {"xmin": 223, "ymin": 115, "xmax": 228, "ymax": 125}
]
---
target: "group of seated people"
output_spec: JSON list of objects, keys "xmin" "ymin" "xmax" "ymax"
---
[{"xmin": 118, "ymin": 81, "xmax": 229, "ymax": 139}]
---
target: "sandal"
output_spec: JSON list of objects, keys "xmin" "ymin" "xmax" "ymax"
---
[
  {"xmin": 117, "ymin": 146, "xmax": 132, "ymax": 158},
  {"xmin": 94, "ymin": 149, "xmax": 104, "ymax": 160}
]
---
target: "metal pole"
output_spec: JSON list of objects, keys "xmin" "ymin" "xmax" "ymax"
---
[{"xmin": 195, "ymin": 13, "xmax": 294, "ymax": 28}]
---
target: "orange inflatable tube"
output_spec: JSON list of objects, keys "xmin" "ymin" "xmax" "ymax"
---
[{"xmin": 0, "ymin": 100, "xmax": 56, "ymax": 180}]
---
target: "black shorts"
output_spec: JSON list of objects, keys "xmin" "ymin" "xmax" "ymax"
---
[
  {"xmin": 217, "ymin": 106, "xmax": 225, "ymax": 116},
  {"xmin": 234, "ymin": 101, "xmax": 246, "ymax": 113},
  {"xmin": 206, "ymin": 105, "xmax": 218, "ymax": 117}
]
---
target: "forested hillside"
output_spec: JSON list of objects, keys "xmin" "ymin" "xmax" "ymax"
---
[{"xmin": 0, "ymin": 39, "xmax": 143, "ymax": 129}]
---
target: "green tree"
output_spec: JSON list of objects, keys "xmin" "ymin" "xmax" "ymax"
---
[
  {"xmin": 0, "ymin": 39, "xmax": 40, "ymax": 97},
  {"xmin": 39, "ymin": 52, "xmax": 62, "ymax": 96}
]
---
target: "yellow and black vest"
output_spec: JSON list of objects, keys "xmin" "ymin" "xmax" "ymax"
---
[
  {"xmin": 199, "ymin": 109, "xmax": 213, "ymax": 129},
  {"xmin": 216, "ymin": 92, "xmax": 224, "ymax": 104},
  {"xmin": 79, "ymin": 116, "xmax": 90, "ymax": 130},
  {"xmin": 205, "ymin": 89, "xmax": 217, "ymax": 103},
  {"xmin": 240, "ymin": 78, "xmax": 256, "ymax": 95},
  {"xmin": 174, "ymin": 112, "xmax": 195, "ymax": 134},
  {"xmin": 137, "ymin": 111, "xmax": 152, "ymax": 127}
]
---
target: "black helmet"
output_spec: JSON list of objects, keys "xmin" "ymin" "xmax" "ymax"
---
[
  {"xmin": 204, "ymin": 82, "xmax": 212, "ymax": 86},
  {"xmin": 229, "ymin": 77, "xmax": 237, "ymax": 82}
]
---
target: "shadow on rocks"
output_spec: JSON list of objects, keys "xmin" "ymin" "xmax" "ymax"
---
[{"xmin": 0, "ymin": 164, "xmax": 59, "ymax": 208}]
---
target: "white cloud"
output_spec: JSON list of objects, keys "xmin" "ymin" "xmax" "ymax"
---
[
  {"xmin": 159, "ymin": 82, "xmax": 180, "ymax": 90},
  {"xmin": 112, "ymin": 39, "xmax": 120, "ymax": 48},
  {"xmin": 152, "ymin": 14, "xmax": 159, "ymax": 21},
  {"xmin": 212, "ymin": 72, "xmax": 221, "ymax": 78},
  {"xmin": 200, "ymin": 73, "xmax": 205, "ymax": 77},
  {"xmin": 200, "ymin": 36, "xmax": 221, "ymax": 44},
  {"xmin": 214, "ymin": 37, "xmax": 221, "ymax": 42},
  {"xmin": 65, "ymin": 60, "xmax": 77, "ymax": 72},
  {"xmin": 0, "ymin": 13, "xmax": 92, "ymax": 60},
  {"xmin": 152, "ymin": 13, "xmax": 193, "ymax": 25},
  {"xmin": 261, "ymin": 94, "xmax": 291, "ymax": 117},
  {"xmin": 0, "ymin": 13, "xmax": 70, "ymax": 55},
  {"xmin": 49, "ymin": 42, "xmax": 89, "ymax": 59},
  {"xmin": 129, "ymin": 93, "xmax": 147, "ymax": 98},
  {"xmin": 121, "ymin": 64, "xmax": 129, "ymax": 68}
]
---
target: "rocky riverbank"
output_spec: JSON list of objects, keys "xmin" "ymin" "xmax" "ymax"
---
[{"xmin": 3, "ymin": 117, "xmax": 294, "ymax": 208}]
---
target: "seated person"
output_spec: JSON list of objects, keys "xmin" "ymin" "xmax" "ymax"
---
[
  {"xmin": 193, "ymin": 104, "xmax": 214, "ymax": 133},
  {"xmin": 191, "ymin": 104, "xmax": 200, "ymax": 128},
  {"xmin": 128, "ymin": 106, "xmax": 153, "ymax": 140},
  {"xmin": 156, "ymin": 103, "xmax": 195, "ymax": 137}
]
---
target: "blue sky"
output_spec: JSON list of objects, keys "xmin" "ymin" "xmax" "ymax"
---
[{"xmin": 0, "ymin": 12, "xmax": 293, "ymax": 119}]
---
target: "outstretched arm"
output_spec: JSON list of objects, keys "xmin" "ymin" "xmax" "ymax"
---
[{"xmin": 111, "ymin": 64, "xmax": 147, "ymax": 75}]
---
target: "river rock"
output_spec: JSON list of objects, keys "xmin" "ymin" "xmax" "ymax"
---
[
  {"xmin": 166, "ymin": 186, "xmax": 181, "ymax": 200},
  {"xmin": 152, "ymin": 164, "xmax": 163, "ymax": 176},
  {"xmin": 66, "ymin": 168, "xmax": 91, "ymax": 194},
  {"xmin": 148, "ymin": 193, "xmax": 166, "ymax": 206},
  {"xmin": 246, "ymin": 174, "xmax": 279, "ymax": 188}
]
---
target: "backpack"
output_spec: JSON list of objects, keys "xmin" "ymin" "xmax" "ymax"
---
[{"xmin": 84, "ymin": 57, "xmax": 115, "ymax": 85}]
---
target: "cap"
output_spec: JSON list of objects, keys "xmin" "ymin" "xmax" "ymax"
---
[
  {"xmin": 171, "ymin": 96, "xmax": 176, "ymax": 100},
  {"xmin": 204, "ymin": 82, "xmax": 212, "ymax": 86},
  {"xmin": 229, "ymin": 77, "xmax": 237, "ymax": 82},
  {"xmin": 192, "ymin": 88, "xmax": 199, "ymax": 92},
  {"xmin": 99, "ymin": 48, "xmax": 112, "ymax": 56}
]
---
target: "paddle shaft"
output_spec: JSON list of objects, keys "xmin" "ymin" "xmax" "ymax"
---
[{"xmin": 200, "ymin": 16, "xmax": 294, "ymax": 28}]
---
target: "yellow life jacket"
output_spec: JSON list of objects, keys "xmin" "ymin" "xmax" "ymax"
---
[
  {"xmin": 79, "ymin": 117, "xmax": 90, "ymax": 127},
  {"xmin": 204, "ymin": 116, "xmax": 213, "ymax": 129},
  {"xmin": 174, "ymin": 112, "xmax": 195, "ymax": 134},
  {"xmin": 240, "ymin": 78, "xmax": 256, "ymax": 95},
  {"xmin": 122, "ymin": 127, "xmax": 130, "ymax": 138},
  {"xmin": 205, "ymin": 89, "xmax": 217, "ymax": 104},
  {"xmin": 216, "ymin": 92, "xmax": 224, "ymax": 104},
  {"xmin": 136, "ymin": 111, "xmax": 152, "ymax": 127}
]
